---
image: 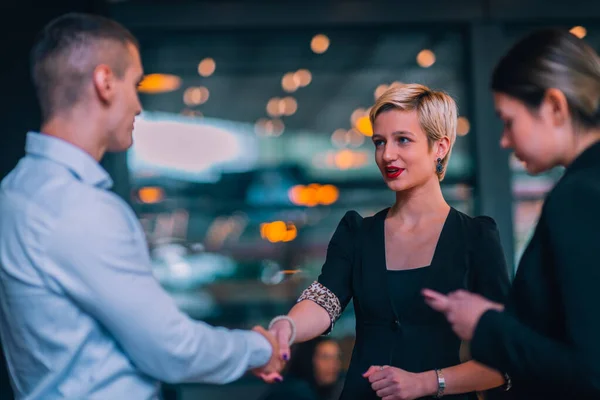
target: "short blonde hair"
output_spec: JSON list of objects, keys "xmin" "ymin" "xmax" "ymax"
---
[{"xmin": 369, "ymin": 83, "xmax": 458, "ymax": 181}]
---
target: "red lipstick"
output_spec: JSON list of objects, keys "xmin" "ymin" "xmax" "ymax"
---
[{"xmin": 385, "ymin": 167, "xmax": 404, "ymax": 179}]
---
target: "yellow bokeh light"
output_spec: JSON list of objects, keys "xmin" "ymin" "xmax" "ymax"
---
[
  {"xmin": 270, "ymin": 119, "xmax": 285, "ymax": 136},
  {"xmin": 311, "ymin": 34, "xmax": 330, "ymax": 54},
  {"xmin": 267, "ymin": 97, "xmax": 281, "ymax": 117},
  {"xmin": 350, "ymin": 108, "xmax": 367, "ymax": 125},
  {"xmin": 299, "ymin": 185, "xmax": 319, "ymax": 207},
  {"xmin": 255, "ymin": 118, "xmax": 284, "ymax": 137},
  {"xmin": 321, "ymin": 150, "xmax": 369, "ymax": 170},
  {"xmin": 260, "ymin": 221, "xmax": 297, "ymax": 243},
  {"xmin": 282, "ymin": 73, "xmax": 299, "ymax": 92},
  {"xmin": 295, "ymin": 69, "xmax": 312, "ymax": 87},
  {"xmin": 316, "ymin": 184, "xmax": 339, "ymax": 205},
  {"xmin": 570, "ymin": 26, "xmax": 587, "ymax": 39},
  {"xmin": 183, "ymin": 88, "xmax": 200, "ymax": 106},
  {"xmin": 282, "ymin": 269, "xmax": 301, "ymax": 274},
  {"xmin": 183, "ymin": 86, "xmax": 209, "ymax": 106},
  {"xmin": 138, "ymin": 187, "xmax": 164, "ymax": 204},
  {"xmin": 347, "ymin": 129, "xmax": 365, "ymax": 147},
  {"xmin": 254, "ymin": 118, "xmax": 269, "ymax": 136},
  {"xmin": 288, "ymin": 184, "xmax": 339, "ymax": 207},
  {"xmin": 181, "ymin": 109, "xmax": 203, "ymax": 118},
  {"xmin": 355, "ymin": 115, "xmax": 373, "ymax": 136},
  {"xmin": 457, "ymin": 116, "xmax": 471, "ymax": 136},
  {"xmin": 263, "ymin": 221, "xmax": 286, "ymax": 243},
  {"xmin": 198, "ymin": 57, "xmax": 216, "ymax": 77},
  {"xmin": 331, "ymin": 128, "xmax": 348, "ymax": 148},
  {"xmin": 281, "ymin": 97, "xmax": 298, "ymax": 116},
  {"xmin": 417, "ymin": 49, "xmax": 436, "ymax": 68},
  {"xmin": 282, "ymin": 224, "xmax": 297, "ymax": 242},
  {"xmin": 288, "ymin": 185, "xmax": 304, "ymax": 205},
  {"xmin": 334, "ymin": 149, "xmax": 355, "ymax": 170},
  {"xmin": 374, "ymin": 84, "xmax": 389, "ymax": 100},
  {"xmin": 198, "ymin": 87, "xmax": 209, "ymax": 104},
  {"xmin": 138, "ymin": 74, "xmax": 181, "ymax": 94}
]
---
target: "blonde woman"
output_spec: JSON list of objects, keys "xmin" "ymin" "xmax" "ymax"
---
[{"xmin": 265, "ymin": 84, "xmax": 512, "ymax": 399}]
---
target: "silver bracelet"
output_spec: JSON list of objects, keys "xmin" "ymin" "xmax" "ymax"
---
[
  {"xmin": 268, "ymin": 315, "xmax": 296, "ymax": 346},
  {"xmin": 503, "ymin": 373, "xmax": 512, "ymax": 391},
  {"xmin": 435, "ymin": 369, "xmax": 446, "ymax": 398}
]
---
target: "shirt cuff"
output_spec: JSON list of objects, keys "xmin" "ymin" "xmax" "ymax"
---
[{"xmin": 245, "ymin": 331, "xmax": 273, "ymax": 369}]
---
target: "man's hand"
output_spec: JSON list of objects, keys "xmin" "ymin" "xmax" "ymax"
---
[
  {"xmin": 363, "ymin": 365, "xmax": 437, "ymax": 400},
  {"xmin": 250, "ymin": 326, "xmax": 286, "ymax": 383},
  {"xmin": 422, "ymin": 289, "xmax": 504, "ymax": 341}
]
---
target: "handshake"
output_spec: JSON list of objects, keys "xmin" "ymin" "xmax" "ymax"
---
[{"xmin": 250, "ymin": 316, "xmax": 296, "ymax": 383}]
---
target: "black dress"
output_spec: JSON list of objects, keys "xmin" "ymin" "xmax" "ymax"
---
[
  {"xmin": 471, "ymin": 141, "xmax": 600, "ymax": 399},
  {"xmin": 299, "ymin": 207, "xmax": 511, "ymax": 399}
]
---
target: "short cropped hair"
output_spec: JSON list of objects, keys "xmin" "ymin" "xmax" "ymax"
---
[
  {"xmin": 370, "ymin": 83, "xmax": 458, "ymax": 181},
  {"xmin": 30, "ymin": 13, "xmax": 139, "ymax": 121}
]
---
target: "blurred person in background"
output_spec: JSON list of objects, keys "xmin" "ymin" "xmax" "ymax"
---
[
  {"xmin": 424, "ymin": 28, "xmax": 600, "ymax": 400},
  {"xmin": 0, "ymin": 12, "xmax": 283, "ymax": 400},
  {"xmin": 263, "ymin": 337, "xmax": 344, "ymax": 400},
  {"xmin": 264, "ymin": 84, "xmax": 512, "ymax": 399}
]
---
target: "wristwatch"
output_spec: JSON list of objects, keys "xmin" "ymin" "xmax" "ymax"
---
[{"xmin": 435, "ymin": 369, "xmax": 446, "ymax": 398}]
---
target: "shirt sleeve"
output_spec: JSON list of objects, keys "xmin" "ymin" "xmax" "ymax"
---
[
  {"xmin": 297, "ymin": 210, "xmax": 362, "ymax": 333},
  {"xmin": 471, "ymin": 177, "xmax": 600, "ymax": 397},
  {"xmin": 45, "ymin": 194, "xmax": 272, "ymax": 384}
]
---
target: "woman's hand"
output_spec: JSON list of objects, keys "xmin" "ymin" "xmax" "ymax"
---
[
  {"xmin": 363, "ymin": 365, "xmax": 437, "ymax": 400},
  {"xmin": 250, "ymin": 326, "xmax": 287, "ymax": 383},
  {"xmin": 422, "ymin": 289, "xmax": 504, "ymax": 340},
  {"xmin": 268, "ymin": 319, "xmax": 293, "ymax": 361}
]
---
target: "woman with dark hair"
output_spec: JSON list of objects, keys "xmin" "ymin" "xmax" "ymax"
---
[
  {"xmin": 425, "ymin": 28, "xmax": 600, "ymax": 399},
  {"xmin": 262, "ymin": 337, "xmax": 344, "ymax": 400}
]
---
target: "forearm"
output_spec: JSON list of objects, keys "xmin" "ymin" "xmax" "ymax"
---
[
  {"xmin": 156, "ymin": 324, "xmax": 272, "ymax": 384},
  {"xmin": 418, "ymin": 360, "xmax": 505, "ymax": 396},
  {"xmin": 287, "ymin": 300, "xmax": 331, "ymax": 343},
  {"xmin": 472, "ymin": 309, "xmax": 600, "ymax": 395}
]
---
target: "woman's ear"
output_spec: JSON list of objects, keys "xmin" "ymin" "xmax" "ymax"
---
[
  {"xmin": 436, "ymin": 136, "xmax": 451, "ymax": 160},
  {"xmin": 542, "ymin": 88, "xmax": 570, "ymax": 128}
]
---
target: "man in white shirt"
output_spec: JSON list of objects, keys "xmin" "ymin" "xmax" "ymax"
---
[{"xmin": 0, "ymin": 12, "xmax": 284, "ymax": 400}]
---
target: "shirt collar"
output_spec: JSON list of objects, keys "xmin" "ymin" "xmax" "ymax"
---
[{"xmin": 25, "ymin": 132, "xmax": 113, "ymax": 190}]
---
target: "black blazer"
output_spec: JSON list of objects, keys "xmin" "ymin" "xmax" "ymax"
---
[
  {"xmin": 315, "ymin": 207, "xmax": 511, "ymax": 399},
  {"xmin": 471, "ymin": 141, "xmax": 600, "ymax": 399}
]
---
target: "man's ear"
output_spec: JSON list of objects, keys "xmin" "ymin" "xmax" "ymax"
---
[{"xmin": 92, "ymin": 64, "xmax": 116, "ymax": 104}]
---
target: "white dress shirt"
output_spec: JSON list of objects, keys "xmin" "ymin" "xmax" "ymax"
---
[{"xmin": 0, "ymin": 132, "xmax": 271, "ymax": 400}]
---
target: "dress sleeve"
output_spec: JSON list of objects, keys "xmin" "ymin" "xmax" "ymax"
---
[
  {"xmin": 297, "ymin": 210, "xmax": 362, "ymax": 332},
  {"xmin": 470, "ymin": 216, "xmax": 511, "ymax": 303},
  {"xmin": 465, "ymin": 216, "xmax": 513, "ymax": 393}
]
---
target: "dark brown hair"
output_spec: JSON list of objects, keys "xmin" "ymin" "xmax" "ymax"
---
[
  {"xmin": 31, "ymin": 13, "xmax": 139, "ymax": 121},
  {"xmin": 492, "ymin": 28, "xmax": 600, "ymax": 130}
]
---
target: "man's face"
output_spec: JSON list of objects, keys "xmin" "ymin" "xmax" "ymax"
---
[{"xmin": 105, "ymin": 42, "xmax": 143, "ymax": 152}]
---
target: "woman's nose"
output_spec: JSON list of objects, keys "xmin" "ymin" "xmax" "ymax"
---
[
  {"xmin": 500, "ymin": 134, "xmax": 511, "ymax": 149},
  {"xmin": 382, "ymin": 145, "xmax": 396, "ymax": 161}
]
